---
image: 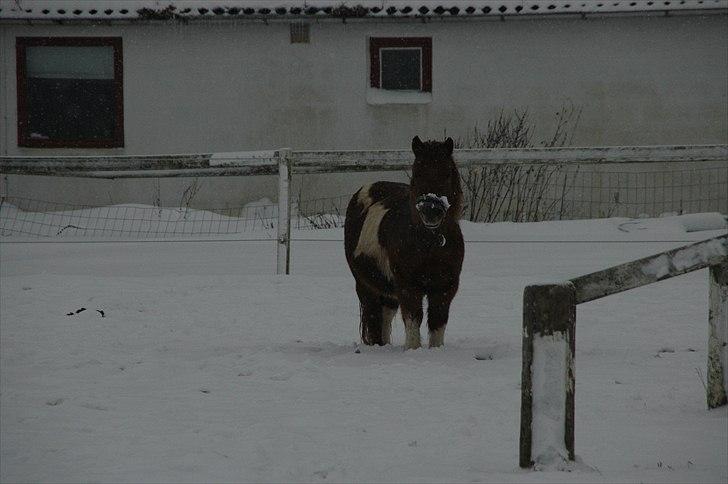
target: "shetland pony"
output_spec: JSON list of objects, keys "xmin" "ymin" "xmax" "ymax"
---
[{"xmin": 344, "ymin": 137, "xmax": 464, "ymax": 349}]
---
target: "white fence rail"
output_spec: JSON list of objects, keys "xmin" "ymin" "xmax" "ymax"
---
[
  {"xmin": 2, "ymin": 145, "xmax": 726, "ymax": 178},
  {"xmin": 519, "ymin": 234, "xmax": 728, "ymax": 469}
]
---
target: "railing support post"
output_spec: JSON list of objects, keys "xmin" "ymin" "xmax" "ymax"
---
[
  {"xmin": 520, "ymin": 283, "xmax": 576, "ymax": 468},
  {"xmin": 707, "ymin": 262, "xmax": 728, "ymax": 408},
  {"xmin": 276, "ymin": 148, "xmax": 292, "ymax": 275}
]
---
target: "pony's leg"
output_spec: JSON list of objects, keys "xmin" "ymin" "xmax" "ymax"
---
[
  {"xmin": 356, "ymin": 281, "xmax": 386, "ymax": 346},
  {"xmin": 427, "ymin": 291, "xmax": 455, "ymax": 348},
  {"xmin": 380, "ymin": 296, "xmax": 398, "ymax": 345},
  {"xmin": 399, "ymin": 289, "xmax": 423, "ymax": 350}
]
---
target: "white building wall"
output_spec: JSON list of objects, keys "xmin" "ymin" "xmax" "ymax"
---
[{"xmin": 1, "ymin": 13, "xmax": 726, "ymax": 208}]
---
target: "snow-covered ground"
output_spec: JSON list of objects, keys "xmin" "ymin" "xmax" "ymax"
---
[{"xmin": 1, "ymin": 213, "xmax": 726, "ymax": 483}]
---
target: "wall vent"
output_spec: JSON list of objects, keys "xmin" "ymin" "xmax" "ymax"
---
[{"xmin": 290, "ymin": 22, "xmax": 310, "ymax": 44}]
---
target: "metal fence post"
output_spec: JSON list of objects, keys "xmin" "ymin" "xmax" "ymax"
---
[
  {"xmin": 276, "ymin": 148, "xmax": 292, "ymax": 275},
  {"xmin": 520, "ymin": 283, "xmax": 576, "ymax": 468},
  {"xmin": 708, "ymin": 262, "xmax": 728, "ymax": 408}
]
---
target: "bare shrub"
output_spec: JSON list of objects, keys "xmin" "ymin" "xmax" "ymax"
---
[
  {"xmin": 456, "ymin": 103, "xmax": 582, "ymax": 223},
  {"xmin": 179, "ymin": 178, "xmax": 202, "ymax": 218},
  {"xmin": 295, "ymin": 189, "xmax": 345, "ymax": 230},
  {"xmin": 299, "ymin": 206, "xmax": 343, "ymax": 229}
]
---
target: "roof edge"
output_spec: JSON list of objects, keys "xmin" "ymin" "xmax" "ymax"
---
[{"xmin": 2, "ymin": 1, "xmax": 727, "ymax": 22}]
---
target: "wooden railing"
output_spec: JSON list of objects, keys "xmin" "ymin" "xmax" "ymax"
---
[
  {"xmin": 2, "ymin": 145, "xmax": 727, "ymax": 275},
  {"xmin": 519, "ymin": 234, "xmax": 728, "ymax": 469},
  {"xmin": 1, "ymin": 145, "xmax": 726, "ymax": 178}
]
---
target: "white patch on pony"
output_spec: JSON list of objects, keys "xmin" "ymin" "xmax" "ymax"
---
[
  {"xmin": 354, "ymin": 202, "xmax": 393, "ymax": 280},
  {"xmin": 356, "ymin": 184, "xmax": 374, "ymax": 213},
  {"xmin": 429, "ymin": 327, "xmax": 446, "ymax": 347},
  {"xmin": 382, "ymin": 306, "xmax": 397, "ymax": 345},
  {"xmin": 404, "ymin": 317, "xmax": 421, "ymax": 350}
]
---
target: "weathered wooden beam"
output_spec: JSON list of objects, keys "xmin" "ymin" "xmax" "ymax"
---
[
  {"xmin": 25, "ymin": 166, "xmax": 280, "ymax": 179},
  {"xmin": 294, "ymin": 145, "xmax": 728, "ymax": 171},
  {"xmin": 520, "ymin": 283, "xmax": 576, "ymax": 469},
  {"xmin": 708, "ymin": 262, "xmax": 728, "ymax": 408},
  {"xmin": 0, "ymin": 154, "xmax": 212, "ymax": 174},
  {"xmin": 521, "ymin": 235, "xmax": 727, "ymax": 470},
  {"xmin": 571, "ymin": 235, "xmax": 728, "ymax": 304},
  {"xmin": 454, "ymin": 144, "xmax": 728, "ymax": 165},
  {"xmin": 2, "ymin": 145, "xmax": 725, "ymax": 178},
  {"xmin": 0, "ymin": 151, "xmax": 280, "ymax": 177}
]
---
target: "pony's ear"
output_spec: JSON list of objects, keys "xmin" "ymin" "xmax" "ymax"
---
[
  {"xmin": 444, "ymin": 137, "xmax": 454, "ymax": 155},
  {"xmin": 412, "ymin": 136, "xmax": 424, "ymax": 157}
]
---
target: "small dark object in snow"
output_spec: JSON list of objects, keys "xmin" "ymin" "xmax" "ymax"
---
[
  {"xmin": 655, "ymin": 347, "xmax": 676, "ymax": 357},
  {"xmin": 46, "ymin": 398, "xmax": 64, "ymax": 406},
  {"xmin": 354, "ymin": 347, "xmax": 361, "ymax": 354},
  {"xmin": 96, "ymin": 310, "xmax": 105, "ymax": 317},
  {"xmin": 474, "ymin": 354, "xmax": 493, "ymax": 361},
  {"xmin": 66, "ymin": 312, "xmax": 74, "ymax": 316},
  {"xmin": 75, "ymin": 308, "xmax": 86, "ymax": 314},
  {"xmin": 200, "ymin": 389, "xmax": 210, "ymax": 394}
]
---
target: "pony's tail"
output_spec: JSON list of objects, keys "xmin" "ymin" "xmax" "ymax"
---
[
  {"xmin": 359, "ymin": 302, "xmax": 372, "ymax": 345},
  {"xmin": 359, "ymin": 301, "xmax": 382, "ymax": 346}
]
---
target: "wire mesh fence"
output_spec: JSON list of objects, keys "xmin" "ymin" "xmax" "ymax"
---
[
  {"xmin": 1, "ymin": 161, "xmax": 726, "ymax": 239},
  {"xmin": 0, "ymin": 194, "xmax": 351, "ymax": 238},
  {"xmin": 459, "ymin": 163, "xmax": 728, "ymax": 223}
]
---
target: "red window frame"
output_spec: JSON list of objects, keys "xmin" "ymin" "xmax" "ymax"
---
[
  {"xmin": 369, "ymin": 37, "xmax": 432, "ymax": 92},
  {"xmin": 16, "ymin": 37, "xmax": 124, "ymax": 148}
]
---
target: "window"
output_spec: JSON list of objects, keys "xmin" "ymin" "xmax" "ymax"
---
[
  {"xmin": 16, "ymin": 37, "xmax": 124, "ymax": 148},
  {"xmin": 369, "ymin": 37, "xmax": 432, "ymax": 92}
]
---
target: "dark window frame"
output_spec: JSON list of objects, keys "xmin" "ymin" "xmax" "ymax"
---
[
  {"xmin": 369, "ymin": 37, "xmax": 432, "ymax": 92},
  {"xmin": 16, "ymin": 37, "xmax": 124, "ymax": 148}
]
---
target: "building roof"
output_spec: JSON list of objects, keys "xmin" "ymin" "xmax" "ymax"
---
[{"xmin": 2, "ymin": 0, "xmax": 726, "ymax": 21}]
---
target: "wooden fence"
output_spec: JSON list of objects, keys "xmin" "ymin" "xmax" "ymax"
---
[
  {"xmin": 2, "ymin": 145, "xmax": 727, "ymax": 274},
  {"xmin": 519, "ymin": 234, "xmax": 728, "ymax": 469}
]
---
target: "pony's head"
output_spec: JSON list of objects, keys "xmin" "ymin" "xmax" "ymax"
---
[{"xmin": 410, "ymin": 136, "xmax": 462, "ymax": 230}]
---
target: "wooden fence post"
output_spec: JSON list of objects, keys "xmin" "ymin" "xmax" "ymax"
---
[
  {"xmin": 708, "ymin": 262, "xmax": 728, "ymax": 408},
  {"xmin": 520, "ymin": 282, "xmax": 576, "ymax": 468},
  {"xmin": 276, "ymin": 148, "xmax": 292, "ymax": 275}
]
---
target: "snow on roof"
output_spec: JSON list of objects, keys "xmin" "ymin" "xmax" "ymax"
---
[{"xmin": 1, "ymin": 0, "xmax": 726, "ymax": 21}]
